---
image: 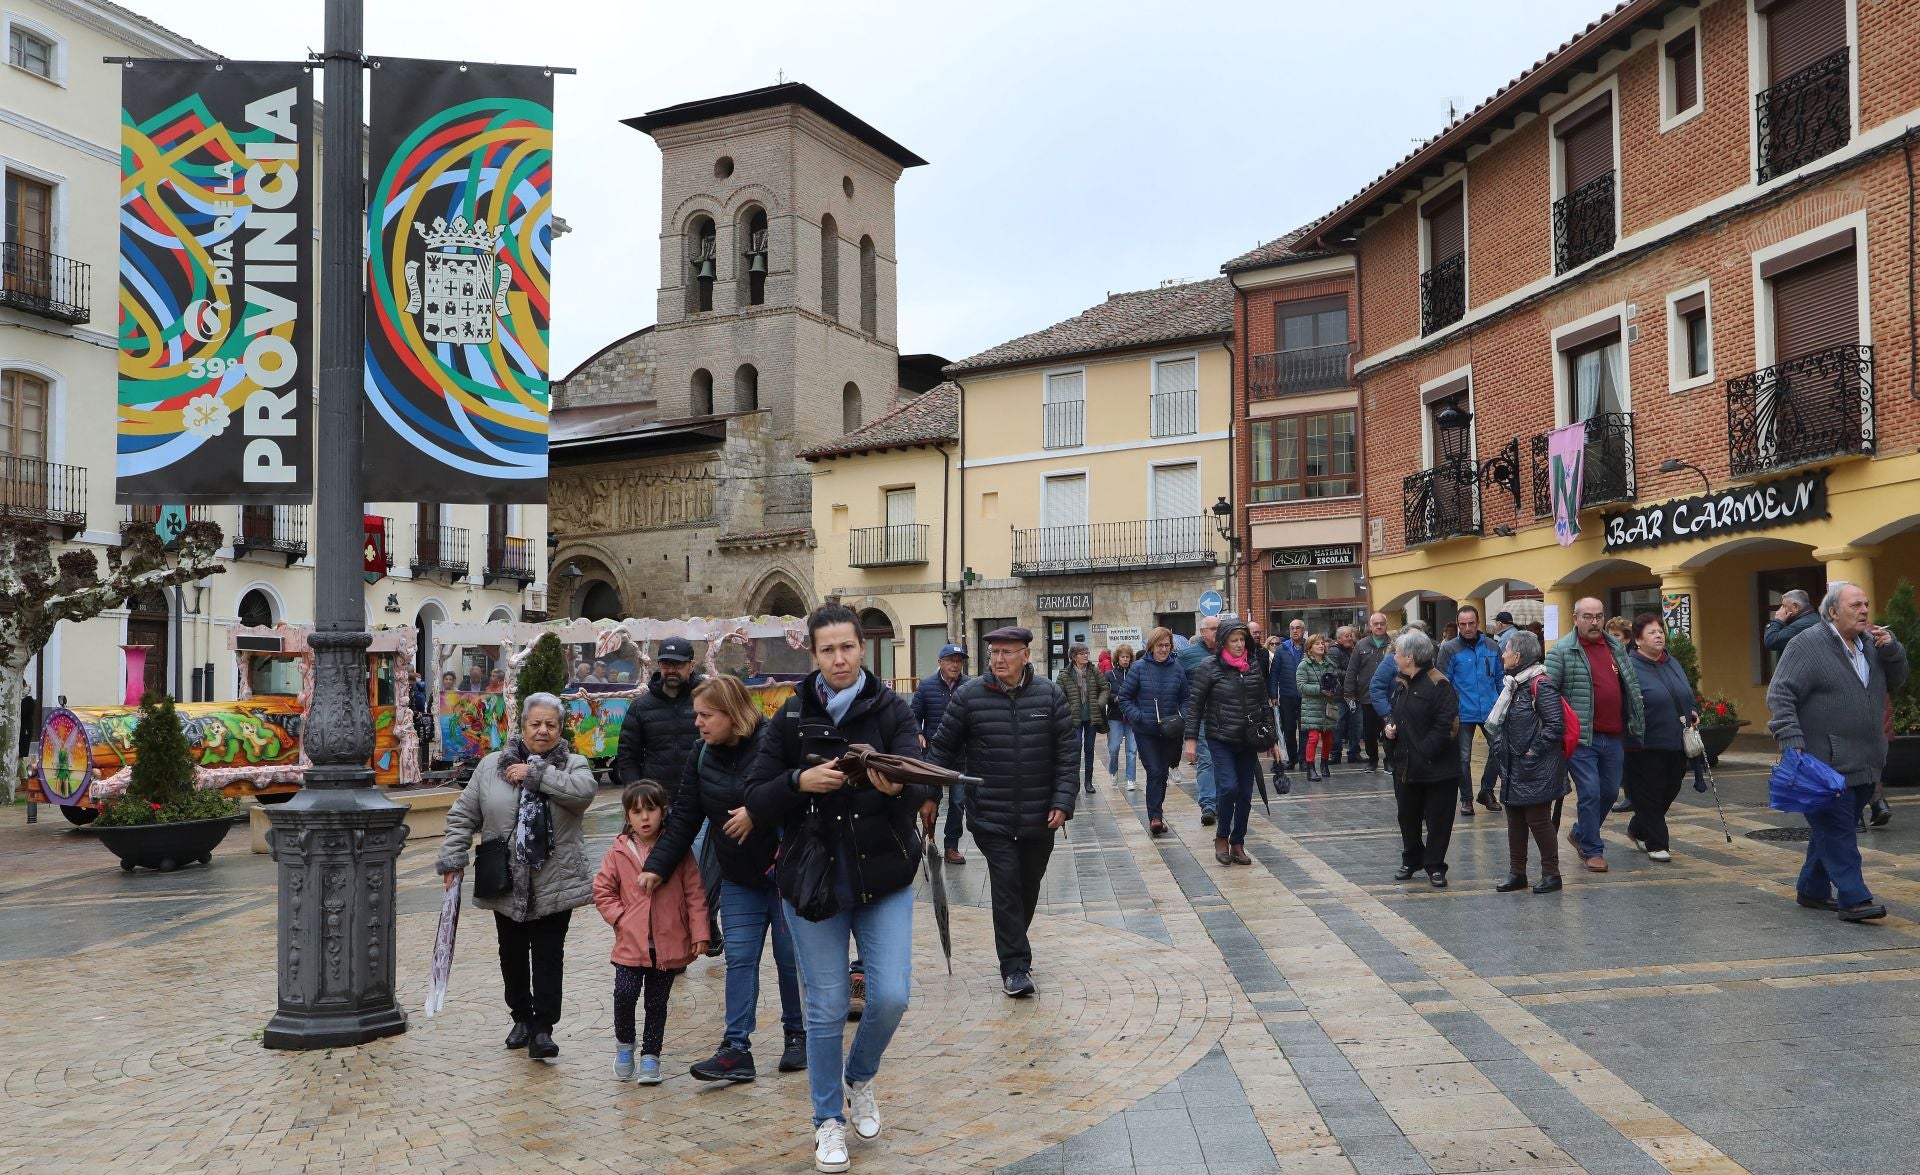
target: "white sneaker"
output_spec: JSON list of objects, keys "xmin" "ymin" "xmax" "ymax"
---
[
  {"xmin": 1648, "ymin": 849, "xmax": 1672, "ymax": 862},
  {"xmin": 1126, "ymin": 780, "xmax": 1137, "ymax": 792},
  {"xmin": 844, "ymin": 1077, "xmax": 882, "ymax": 1139},
  {"xmin": 814, "ymin": 1119, "xmax": 850, "ymax": 1172}
]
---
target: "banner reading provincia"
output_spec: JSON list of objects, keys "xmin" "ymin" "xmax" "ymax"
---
[
  {"xmin": 117, "ymin": 60, "xmax": 312, "ymax": 504},
  {"xmin": 365, "ymin": 58, "xmax": 553, "ymax": 503}
]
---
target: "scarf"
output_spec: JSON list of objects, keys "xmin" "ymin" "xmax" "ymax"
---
[
  {"xmin": 501, "ymin": 735, "xmax": 570, "ymax": 875},
  {"xmin": 819, "ymin": 672, "xmax": 864, "ymax": 725},
  {"xmin": 1221, "ymin": 648, "xmax": 1250, "ymax": 672},
  {"xmin": 1484, "ymin": 663, "xmax": 1545, "ymax": 733}
]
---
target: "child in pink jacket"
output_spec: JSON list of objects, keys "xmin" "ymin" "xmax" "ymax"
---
[{"xmin": 592, "ymin": 780, "xmax": 709, "ymax": 1085}]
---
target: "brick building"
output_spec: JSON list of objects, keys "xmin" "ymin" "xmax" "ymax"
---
[{"xmin": 1313, "ymin": 0, "xmax": 1920, "ymax": 726}]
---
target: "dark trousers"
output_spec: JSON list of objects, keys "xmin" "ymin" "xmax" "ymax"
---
[
  {"xmin": 613, "ymin": 963, "xmax": 678, "ymax": 1054},
  {"xmin": 1624, "ymin": 748, "xmax": 1689, "ymax": 852},
  {"xmin": 1137, "ymin": 734, "xmax": 1177, "ymax": 822},
  {"xmin": 975, "ymin": 830, "xmax": 1055, "ymax": 976},
  {"xmin": 495, "ymin": 907, "xmax": 572, "ymax": 1030},
  {"xmin": 1206, "ymin": 738, "xmax": 1258, "ymax": 846},
  {"xmin": 1361, "ymin": 707, "xmax": 1385, "ymax": 769},
  {"xmin": 1505, "ymin": 803, "xmax": 1559, "ymax": 877},
  {"xmin": 1395, "ymin": 776, "xmax": 1456, "ymax": 874},
  {"xmin": 1801, "ymin": 784, "xmax": 1875, "ymax": 908},
  {"xmin": 942, "ymin": 781, "xmax": 967, "ymax": 849},
  {"xmin": 1277, "ymin": 696, "xmax": 1302, "ymax": 765},
  {"xmin": 1076, "ymin": 722, "xmax": 1098, "ymax": 785}
]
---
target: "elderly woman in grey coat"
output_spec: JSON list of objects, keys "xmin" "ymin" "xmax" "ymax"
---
[
  {"xmin": 1486, "ymin": 630, "xmax": 1567, "ymax": 894},
  {"xmin": 438, "ymin": 692, "xmax": 597, "ymax": 1059}
]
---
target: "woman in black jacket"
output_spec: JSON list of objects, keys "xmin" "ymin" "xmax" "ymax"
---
[
  {"xmin": 1184, "ymin": 617, "xmax": 1279, "ymax": 867},
  {"xmin": 1487, "ymin": 630, "xmax": 1567, "ymax": 894},
  {"xmin": 644, "ymin": 674, "xmax": 804, "ymax": 1083},
  {"xmin": 1386, "ymin": 629, "xmax": 1461, "ymax": 887},
  {"xmin": 1623, "ymin": 612, "xmax": 1699, "ymax": 863},
  {"xmin": 743, "ymin": 604, "xmax": 936, "ymax": 1173}
]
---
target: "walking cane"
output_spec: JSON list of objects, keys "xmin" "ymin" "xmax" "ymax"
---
[{"xmin": 1694, "ymin": 756, "xmax": 1734, "ymax": 843}]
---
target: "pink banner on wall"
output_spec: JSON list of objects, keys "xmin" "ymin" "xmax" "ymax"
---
[{"xmin": 1548, "ymin": 423, "xmax": 1588, "ymax": 547}]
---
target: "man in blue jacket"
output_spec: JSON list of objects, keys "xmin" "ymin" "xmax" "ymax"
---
[
  {"xmin": 1439, "ymin": 605, "xmax": 1506, "ymax": 817},
  {"xmin": 1271, "ymin": 618, "xmax": 1304, "ymax": 770},
  {"xmin": 1763, "ymin": 589, "xmax": 1820, "ymax": 654},
  {"xmin": 1176, "ymin": 615, "xmax": 1221, "ymax": 824},
  {"xmin": 911, "ymin": 643, "xmax": 972, "ymax": 864}
]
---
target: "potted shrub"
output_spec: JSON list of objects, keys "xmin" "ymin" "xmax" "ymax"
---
[
  {"xmin": 1694, "ymin": 690, "xmax": 1747, "ymax": 767},
  {"xmin": 1878, "ymin": 579, "xmax": 1920, "ymax": 785},
  {"xmin": 94, "ymin": 693, "xmax": 238, "ymax": 872}
]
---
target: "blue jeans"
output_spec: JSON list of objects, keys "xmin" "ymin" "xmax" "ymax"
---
[
  {"xmin": 1206, "ymin": 739, "xmax": 1258, "ymax": 845},
  {"xmin": 718, "ymin": 880, "xmax": 802, "ymax": 1051},
  {"xmin": 1106, "ymin": 719, "xmax": 1136, "ymax": 782},
  {"xmin": 1800, "ymin": 783, "xmax": 1875, "ymax": 908},
  {"xmin": 1195, "ymin": 723, "xmax": 1216, "ymax": 813},
  {"xmin": 1076, "ymin": 721, "xmax": 1098, "ymax": 784},
  {"xmin": 1137, "ymin": 734, "xmax": 1176, "ymax": 822},
  {"xmin": 1456, "ymin": 723, "xmax": 1502, "ymax": 805},
  {"xmin": 1567, "ymin": 733, "xmax": 1625, "ymax": 860},
  {"xmin": 784, "ymin": 884, "xmax": 913, "ymax": 1126},
  {"xmin": 942, "ymin": 782, "xmax": 967, "ymax": 849}
]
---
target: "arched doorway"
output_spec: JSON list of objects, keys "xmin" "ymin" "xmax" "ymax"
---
[
  {"xmin": 753, "ymin": 575, "xmax": 808, "ymax": 619},
  {"xmin": 125, "ymin": 590, "xmax": 170, "ymax": 700},
  {"xmin": 860, "ymin": 608, "xmax": 895, "ymax": 682},
  {"xmin": 415, "ymin": 600, "xmax": 447, "ymax": 681},
  {"xmin": 577, "ymin": 580, "xmax": 622, "ymax": 622}
]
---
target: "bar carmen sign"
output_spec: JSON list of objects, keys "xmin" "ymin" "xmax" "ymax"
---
[{"xmin": 1602, "ymin": 469, "xmax": 1828, "ymax": 553}]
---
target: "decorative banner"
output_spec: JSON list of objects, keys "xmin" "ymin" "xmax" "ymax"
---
[
  {"xmin": 363, "ymin": 514, "xmax": 388, "ymax": 584},
  {"xmin": 117, "ymin": 60, "xmax": 312, "ymax": 504},
  {"xmin": 1547, "ymin": 423, "xmax": 1587, "ymax": 547},
  {"xmin": 1662, "ymin": 591, "xmax": 1693, "ymax": 639},
  {"xmin": 365, "ymin": 58, "xmax": 553, "ymax": 502},
  {"xmin": 34, "ymin": 709, "xmax": 93, "ymax": 805}
]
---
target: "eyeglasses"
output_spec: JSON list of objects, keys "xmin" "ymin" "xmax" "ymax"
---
[{"xmin": 1575, "ymin": 612, "xmax": 1604, "ymax": 621}]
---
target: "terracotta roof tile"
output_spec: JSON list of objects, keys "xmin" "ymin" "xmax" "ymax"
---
[
  {"xmin": 1221, "ymin": 223, "xmax": 1338, "ymax": 273},
  {"xmin": 947, "ymin": 278, "xmax": 1233, "ymax": 374},
  {"xmin": 798, "ymin": 382, "xmax": 959, "ymax": 460}
]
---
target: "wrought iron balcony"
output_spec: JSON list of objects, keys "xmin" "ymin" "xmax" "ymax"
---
[
  {"xmin": 2, "ymin": 455, "xmax": 87, "ymax": 533},
  {"xmin": 1757, "ymin": 46, "xmax": 1851, "ymax": 183},
  {"xmin": 1420, "ymin": 254, "xmax": 1466, "ymax": 336},
  {"xmin": 1250, "ymin": 344, "xmax": 1349, "ymax": 398},
  {"xmin": 0, "ymin": 242, "xmax": 90, "ymax": 324},
  {"xmin": 484, "ymin": 534, "xmax": 536, "ymax": 585},
  {"xmin": 1042, "ymin": 399, "xmax": 1084, "ymax": 449},
  {"xmin": 233, "ymin": 505, "xmax": 307, "ymax": 563},
  {"xmin": 1149, "ymin": 387, "xmax": 1198, "ymax": 436},
  {"xmin": 1011, "ymin": 516, "xmax": 1216, "ymax": 577},
  {"xmin": 411, "ymin": 523, "xmax": 470, "ymax": 578},
  {"xmin": 1529, "ymin": 412, "xmax": 1637, "ymax": 517},
  {"xmin": 122, "ymin": 504, "xmax": 219, "ymax": 546},
  {"xmin": 1402, "ymin": 458, "xmax": 1482, "ymax": 546},
  {"xmin": 848, "ymin": 523, "xmax": 928, "ymax": 568},
  {"xmin": 1727, "ymin": 344, "xmax": 1874, "ymax": 479},
  {"xmin": 1553, "ymin": 171, "xmax": 1616, "ymax": 274}
]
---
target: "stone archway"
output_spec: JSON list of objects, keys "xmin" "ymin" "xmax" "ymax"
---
[{"xmin": 747, "ymin": 567, "xmax": 811, "ymax": 619}]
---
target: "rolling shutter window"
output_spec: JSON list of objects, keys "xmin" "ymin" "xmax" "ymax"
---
[
  {"xmin": 1042, "ymin": 473, "xmax": 1087, "ymax": 529},
  {"xmin": 1558, "ymin": 96, "xmax": 1614, "ymax": 191},
  {"xmin": 1771, "ymin": 248, "xmax": 1857, "ymax": 362},
  {"xmin": 1150, "ymin": 462, "xmax": 1199, "ymax": 520},
  {"xmin": 1424, "ymin": 188, "xmax": 1464, "ymax": 264},
  {"xmin": 1667, "ymin": 30, "xmax": 1698, "ymax": 113},
  {"xmin": 1764, "ymin": 0, "xmax": 1846, "ymax": 84},
  {"xmin": 885, "ymin": 487, "xmax": 916, "ymax": 529}
]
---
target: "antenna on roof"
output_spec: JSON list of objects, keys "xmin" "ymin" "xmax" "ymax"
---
[{"xmin": 776, "ymin": 68, "xmax": 787, "ymax": 85}]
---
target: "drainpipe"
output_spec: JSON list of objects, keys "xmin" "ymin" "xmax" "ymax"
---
[
  {"xmin": 1223, "ymin": 331, "xmax": 1238, "ymax": 616},
  {"xmin": 951, "ymin": 378, "xmax": 967, "ymax": 642}
]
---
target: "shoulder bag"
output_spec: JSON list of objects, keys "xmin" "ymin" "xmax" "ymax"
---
[
  {"xmin": 776, "ymin": 798, "xmax": 840, "ymax": 922},
  {"xmin": 473, "ymin": 837, "xmax": 511, "ymax": 899}
]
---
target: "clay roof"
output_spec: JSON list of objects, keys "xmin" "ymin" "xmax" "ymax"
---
[
  {"xmin": 948, "ymin": 278, "xmax": 1233, "ymax": 375},
  {"xmin": 624, "ymin": 82, "xmax": 927, "ymax": 169},
  {"xmin": 1220, "ymin": 223, "xmax": 1338, "ymax": 274},
  {"xmin": 798, "ymin": 382, "xmax": 957, "ymax": 461},
  {"xmin": 82, "ymin": 0, "xmax": 220, "ymax": 57}
]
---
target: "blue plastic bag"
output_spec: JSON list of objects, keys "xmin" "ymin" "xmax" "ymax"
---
[{"xmin": 1768, "ymin": 747, "xmax": 1848, "ymax": 813}]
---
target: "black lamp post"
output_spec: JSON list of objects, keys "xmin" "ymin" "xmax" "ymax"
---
[{"xmin": 1211, "ymin": 496, "xmax": 1239, "ymax": 612}]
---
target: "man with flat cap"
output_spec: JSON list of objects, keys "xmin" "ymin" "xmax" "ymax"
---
[
  {"xmin": 927, "ymin": 625, "xmax": 1077, "ymax": 998},
  {"xmin": 912, "ymin": 642, "xmax": 974, "ymax": 864}
]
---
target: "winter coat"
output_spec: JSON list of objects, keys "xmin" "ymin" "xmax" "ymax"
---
[
  {"xmin": 1438, "ymin": 633, "xmax": 1504, "ymax": 724},
  {"xmin": 1326, "ymin": 643, "xmax": 1353, "ymax": 700},
  {"xmin": 593, "ymin": 833, "xmax": 710, "ymax": 971},
  {"xmin": 436, "ymin": 749, "xmax": 597, "ymax": 921},
  {"xmin": 611, "ymin": 671, "xmax": 706, "ymax": 791},
  {"xmin": 1055, "ymin": 663, "xmax": 1110, "ymax": 730},
  {"xmin": 1627, "ymin": 650, "xmax": 1697, "ymax": 753},
  {"xmin": 1763, "ymin": 608, "xmax": 1821, "ymax": 654},
  {"xmin": 929, "ymin": 667, "xmax": 1078, "ymax": 838},
  {"xmin": 1184, "ymin": 621, "xmax": 1276, "ymax": 750},
  {"xmin": 645, "ymin": 736, "xmax": 777, "ymax": 890},
  {"xmin": 1493, "ymin": 667, "xmax": 1568, "ymax": 806},
  {"xmin": 1390, "ymin": 669, "xmax": 1460, "ymax": 787},
  {"xmin": 1545, "ymin": 633, "xmax": 1646, "ymax": 745},
  {"xmin": 1368, "ymin": 652, "xmax": 1399, "ymax": 719},
  {"xmin": 1270, "ymin": 639, "xmax": 1302, "ymax": 699},
  {"xmin": 1768, "ymin": 623, "xmax": 1910, "ymax": 787},
  {"xmin": 1296, "ymin": 655, "xmax": 1341, "ymax": 730},
  {"xmin": 1118, "ymin": 653, "xmax": 1189, "ymax": 740},
  {"xmin": 910, "ymin": 670, "xmax": 967, "ymax": 741},
  {"xmin": 1103, "ymin": 665, "xmax": 1132, "ymax": 722},
  {"xmin": 1348, "ymin": 636, "xmax": 1393, "ymax": 714}
]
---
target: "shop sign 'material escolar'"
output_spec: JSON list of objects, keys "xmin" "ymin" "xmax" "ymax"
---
[{"xmin": 1601, "ymin": 469, "xmax": 1829, "ymax": 553}]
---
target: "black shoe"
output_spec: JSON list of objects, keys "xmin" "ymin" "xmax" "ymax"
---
[
  {"xmin": 1084, "ymin": 781, "xmax": 1095, "ymax": 795},
  {"xmin": 1795, "ymin": 893, "xmax": 1839, "ymax": 911},
  {"xmin": 1367, "ymin": 764, "xmax": 1379, "ymax": 774},
  {"xmin": 504, "ymin": 1021, "xmax": 531, "ymax": 1050},
  {"xmin": 1858, "ymin": 812, "xmax": 1870, "ymax": 833},
  {"xmin": 690, "ymin": 1044, "xmax": 757, "ymax": 1082},
  {"xmin": 1871, "ymin": 799, "xmax": 1893, "ymax": 827},
  {"xmin": 1532, "ymin": 875, "xmax": 1563, "ymax": 894},
  {"xmin": 1478, "ymin": 791, "xmax": 1502, "ymax": 813},
  {"xmin": 1429, "ymin": 872, "xmax": 1448, "ymax": 889},
  {"xmin": 1495, "ymin": 873, "xmax": 1529, "ymax": 893},
  {"xmin": 1840, "ymin": 902, "xmax": 1888, "ymax": 922},
  {"xmin": 1393, "ymin": 865, "xmax": 1417, "ymax": 881},
  {"xmin": 1201, "ymin": 810, "xmax": 1216, "ymax": 827},
  {"xmin": 778, "ymin": 1032, "xmax": 807, "ymax": 1073},
  {"xmin": 528, "ymin": 1030, "xmax": 559, "ymax": 1060},
  {"xmin": 1459, "ymin": 803, "xmax": 1475, "ymax": 817},
  {"xmin": 1003, "ymin": 970, "xmax": 1036, "ymax": 998}
]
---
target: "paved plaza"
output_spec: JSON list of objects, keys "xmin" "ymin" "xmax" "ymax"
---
[{"xmin": 4, "ymin": 751, "xmax": 1918, "ymax": 1173}]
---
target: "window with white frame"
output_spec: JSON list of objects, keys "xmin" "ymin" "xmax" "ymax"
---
[
  {"xmin": 1042, "ymin": 369, "xmax": 1084, "ymax": 449},
  {"xmin": 1661, "ymin": 26, "xmax": 1701, "ymax": 124},
  {"xmin": 7, "ymin": 22, "xmax": 55, "ymax": 81},
  {"xmin": 1150, "ymin": 356, "xmax": 1197, "ymax": 437},
  {"xmin": 1668, "ymin": 287, "xmax": 1712, "ymax": 389}
]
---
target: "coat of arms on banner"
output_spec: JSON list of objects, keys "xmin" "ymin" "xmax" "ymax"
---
[{"xmin": 403, "ymin": 216, "xmax": 512, "ymax": 344}]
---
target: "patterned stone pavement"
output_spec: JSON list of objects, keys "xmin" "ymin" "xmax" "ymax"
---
[{"xmin": 2, "ymin": 743, "xmax": 1916, "ymax": 1173}]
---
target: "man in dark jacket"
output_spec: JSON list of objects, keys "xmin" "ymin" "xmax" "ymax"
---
[
  {"xmin": 1763, "ymin": 589, "xmax": 1820, "ymax": 654},
  {"xmin": 1271, "ymin": 619, "xmax": 1305, "ymax": 768},
  {"xmin": 612, "ymin": 637, "xmax": 705, "ymax": 792},
  {"xmin": 1344, "ymin": 615, "xmax": 1392, "ymax": 772},
  {"xmin": 1328, "ymin": 625, "xmax": 1357, "ymax": 767},
  {"xmin": 1176, "ymin": 615, "xmax": 1221, "ymax": 823},
  {"xmin": 928, "ymin": 626, "xmax": 1076, "ymax": 999},
  {"xmin": 912, "ymin": 644, "xmax": 972, "ymax": 864}
]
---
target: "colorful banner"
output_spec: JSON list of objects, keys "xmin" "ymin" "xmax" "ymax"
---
[
  {"xmin": 117, "ymin": 60, "xmax": 312, "ymax": 504},
  {"xmin": 1547, "ymin": 423, "xmax": 1587, "ymax": 547},
  {"xmin": 365, "ymin": 59, "xmax": 553, "ymax": 502}
]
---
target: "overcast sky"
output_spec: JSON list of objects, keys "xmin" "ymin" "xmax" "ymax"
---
[{"xmin": 128, "ymin": 0, "xmax": 1610, "ymax": 377}]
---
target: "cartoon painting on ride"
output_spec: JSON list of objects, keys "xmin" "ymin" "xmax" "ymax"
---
[{"xmin": 438, "ymin": 690, "xmax": 509, "ymax": 764}]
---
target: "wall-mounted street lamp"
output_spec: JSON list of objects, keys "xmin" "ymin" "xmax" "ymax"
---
[{"xmin": 1658, "ymin": 458, "xmax": 1712, "ymax": 493}]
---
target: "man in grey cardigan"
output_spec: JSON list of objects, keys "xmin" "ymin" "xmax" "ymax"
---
[{"xmin": 1767, "ymin": 582, "xmax": 1909, "ymax": 922}]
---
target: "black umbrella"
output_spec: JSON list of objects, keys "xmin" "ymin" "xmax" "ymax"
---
[
  {"xmin": 1255, "ymin": 759, "xmax": 1274, "ymax": 814},
  {"xmin": 921, "ymin": 840, "xmax": 952, "ymax": 975}
]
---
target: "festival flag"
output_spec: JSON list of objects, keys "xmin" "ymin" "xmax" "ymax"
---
[{"xmin": 1547, "ymin": 422, "xmax": 1588, "ymax": 547}]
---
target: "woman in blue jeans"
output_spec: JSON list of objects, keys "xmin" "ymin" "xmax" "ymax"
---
[
  {"xmin": 1182, "ymin": 617, "xmax": 1280, "ymax": 865},
  {"xmin": 643, "ymin": 674, "xmax": 804, "ymax": 1082},
  {"xmin": 1104, "ymin": 643, "xmax": 1138, "ymax": 790},
  {"xmin": 745, "ymin": 603, "xmax": 937, "ymax": 1173},
  {"xmin": 1118, "ymin": 628, "xmax": 1188, "ymax": 837}
]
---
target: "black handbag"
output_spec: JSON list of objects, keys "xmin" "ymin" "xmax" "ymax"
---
[
  {"xmin": 473, "ymin": 837, "xmax": 511, "ymax": 899},
  {"xmin": 1154, "ymin": 698, "xmax": 1184, "ymax": 742},
  {"xmin": 776, "ymin": 800, "xmax": 840, "ymax": 922}
]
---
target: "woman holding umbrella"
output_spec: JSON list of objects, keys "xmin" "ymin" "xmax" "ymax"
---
[
  {"xmin": 1184, "ymin": 617, "xmax": 1279, "ymax": 866},
  {"xmin": 1623, "ymin": 613, "xmax": 1698, "ymax": 863}
]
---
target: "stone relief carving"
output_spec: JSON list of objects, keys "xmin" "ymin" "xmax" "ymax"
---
[{"xmin": 550, "ymin": 461, "xmax": 718, "ymax": 533}]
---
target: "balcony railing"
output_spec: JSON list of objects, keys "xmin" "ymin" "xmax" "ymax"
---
[
  {"xmin": 122, "ymin": 504, "xmax": 217, "ymax": 546},
  {"xmin": 484, "ymin": 535, "xmax": 536, "ymax": 584},
  {"xmin": 0, "ymin": 242, "xmax": 90, "ymax": 324},
  {"xmin": 848, "ymin": 524, "xmax": 928, "ymax": 568},
  {"xmin": 1149, "ymin": 387, "xmax": 1198, "ymax": 436},
  {"xmin": 1420, "ymin": 254, "xmax": 1466, "ymax": 336},
  {"xmin": 1529, "ymin": 412, "xmax": 1637, "ymax": 517},
  {"xmin": 1727, "ymin": 343, "xmax": 1874, "ymax": 479},
  {"xmin": 1250, "ymin": 344, "xmax": 1349, "ymax": 398},
  {"xmin": 1402, "ymin": 458, "xmax": 1482, "ymax": 547},
  {"xmin": 229, "ymin": 505, "xmax": 308, "ymax": 562},
  {"xmin": 1011, "ymin": 515, "xmax": 1216, "ymax": 577},
  {"xmin": 1553, "ymin": 170, "xmax": 1616, "ymax": 274},
  {"xmin": 2, "ymin": 455, "xmax": 87, "ymax": 532},
  {"xmin": 1042, "ymin": 399, "xmax": 1084, "ymax": 449},
  {"xmin": 412, "ymin": 523, "xmax": 470, "ymax": 578},
  {"xmin": 1757, "ymin": 46, "xmax": 1851, "ymax": 183}
]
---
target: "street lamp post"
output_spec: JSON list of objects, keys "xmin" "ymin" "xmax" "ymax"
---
[
  {"xmin": 262, "ymin": 0, "xmax": 409, "ymax": 1049},
  {"xmin": 1211, "ymin": 496, "xmax": 1239, "ymax": 615}
]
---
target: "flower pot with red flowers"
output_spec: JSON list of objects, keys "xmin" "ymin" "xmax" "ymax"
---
[
  {"xmin": 1694, "ymin": 692, "xmax": 1747, "ymax": 767},
  {"xmin": 93, "ymin": 694, "xmax": 237, "ymax": 872}
]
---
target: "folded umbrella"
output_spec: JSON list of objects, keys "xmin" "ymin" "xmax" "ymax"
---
[
  {"xmin": 1254, "ymin": 761, "xmax": 1272, "ymax": 814},
  {"xmin": 426, "ymin": 871, "xmax": 462, "ymax": 1018},
  {"xmin": 1768, "ymin": 747, "xmax": 1847, "ymax": 814},
  {"xmin": 922, "ymin": 841, "xmax": 952, "ymax": 975},
  {"xmin": 836, "ymin": 745, "xmax": 982, "ymax": 789}
]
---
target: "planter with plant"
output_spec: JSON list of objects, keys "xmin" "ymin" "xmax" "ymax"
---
[
  {"xmin": 1692, "ymin": 690, "xmax": 1747, "ymax": 767},
  {"xmin": 94, "ymin": 693, "xmax": 238, "ymax": 871},
  {"xmin": 1878, "ymin": 579, "xmax": 1920, "ymax": 785}
]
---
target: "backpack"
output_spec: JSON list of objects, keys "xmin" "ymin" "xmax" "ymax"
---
[{"xmin": 1529, "ymin": 678, "xmax": 1580, "ymax": 759}]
